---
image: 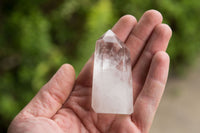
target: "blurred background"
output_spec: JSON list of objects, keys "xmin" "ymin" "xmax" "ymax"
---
[{"xmin": 0, "ymin": 0, "xmax": 200, "ymax": 132}]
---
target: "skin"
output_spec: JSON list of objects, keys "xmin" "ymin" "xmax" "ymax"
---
[{"xmin": 8, "ymin": 10, "xmax": 172, "ymax": 133}]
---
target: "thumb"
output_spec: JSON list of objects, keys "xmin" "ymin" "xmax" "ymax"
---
[{"xmin": 19, "ymin": 64, "xmax": 75, "ymax": 118}]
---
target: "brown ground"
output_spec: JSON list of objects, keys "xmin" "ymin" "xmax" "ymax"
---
[{"xmin": 150, "ymin": 57, "xmax": 200, "ymax": 133}]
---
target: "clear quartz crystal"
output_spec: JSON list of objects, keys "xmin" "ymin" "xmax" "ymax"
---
[{"xmin": 92, "ymin": 30, "xmax": 133, "ymax": 114}]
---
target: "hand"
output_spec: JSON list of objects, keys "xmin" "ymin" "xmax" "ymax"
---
[{"xmin": 8, "ymin": 10, "xmax": 172, "ymax": 133}]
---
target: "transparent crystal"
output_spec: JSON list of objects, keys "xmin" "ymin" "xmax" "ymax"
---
[{"xmin": 92, "ymin": 30, "xmax": 133, "ymax": 114}]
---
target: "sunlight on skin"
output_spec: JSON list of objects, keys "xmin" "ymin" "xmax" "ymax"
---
[{"xmin": 8, "ymin": 10, "xmax": 172, "ymax": 133}]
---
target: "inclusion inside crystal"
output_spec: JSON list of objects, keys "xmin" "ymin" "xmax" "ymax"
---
[{"xmin": 92, "ymin": 30, "xmax": 133, "ymax": 114}]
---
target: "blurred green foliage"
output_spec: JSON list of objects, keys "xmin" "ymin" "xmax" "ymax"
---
[{"xmin": 0, "ymin": 0, "xmax": 200, "ymax": 131}]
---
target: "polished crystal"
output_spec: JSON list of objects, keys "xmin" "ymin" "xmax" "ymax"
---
[{"xmin": 92, "ymin": 30, "xmax": 133, "ymax": 114}]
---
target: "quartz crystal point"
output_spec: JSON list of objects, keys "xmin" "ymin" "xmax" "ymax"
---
[{"xmin": 92, "ymin": 30, "xmax": 133, "ymax": 114}]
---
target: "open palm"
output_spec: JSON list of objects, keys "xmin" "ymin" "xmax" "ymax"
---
[{"xmin": 8, "ymin": 10, "xmax": 172, "ymax": 133}]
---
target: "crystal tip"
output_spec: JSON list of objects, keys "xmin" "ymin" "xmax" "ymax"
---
[
  {"xmin": 104, "ymin": 30, "xmax": 115, "ymax": 37},
  {"xmin": 103, "ymin": 30, "xmax": 118, "ymax": 43}
]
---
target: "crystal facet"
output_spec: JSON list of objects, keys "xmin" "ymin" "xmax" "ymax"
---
[{"xmin": 92, "ymin": 30, "xmax": 133, "ymax": 114}]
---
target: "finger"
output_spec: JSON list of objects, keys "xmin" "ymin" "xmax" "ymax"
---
[
  {"xmin": 18, "ymin": 64, "xmax": 75, "ymax": 118},
  {"xmin": 132, "ymin": 24, "xmax": 172, "ymax": 100},
  {"xmin": 125, "ymin": 10, "xmax": 163, "ymax": 65},
  {"xmin": 76, "ymin": 15, "xmax": 137, "ymax": 87},
  {"xmin": 132, "ymin": 51, "xmax": 170, "ymax": 133},
  {"xmin": 112, "ymin": 15, "xmax": 137, "ymax": 41}
]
